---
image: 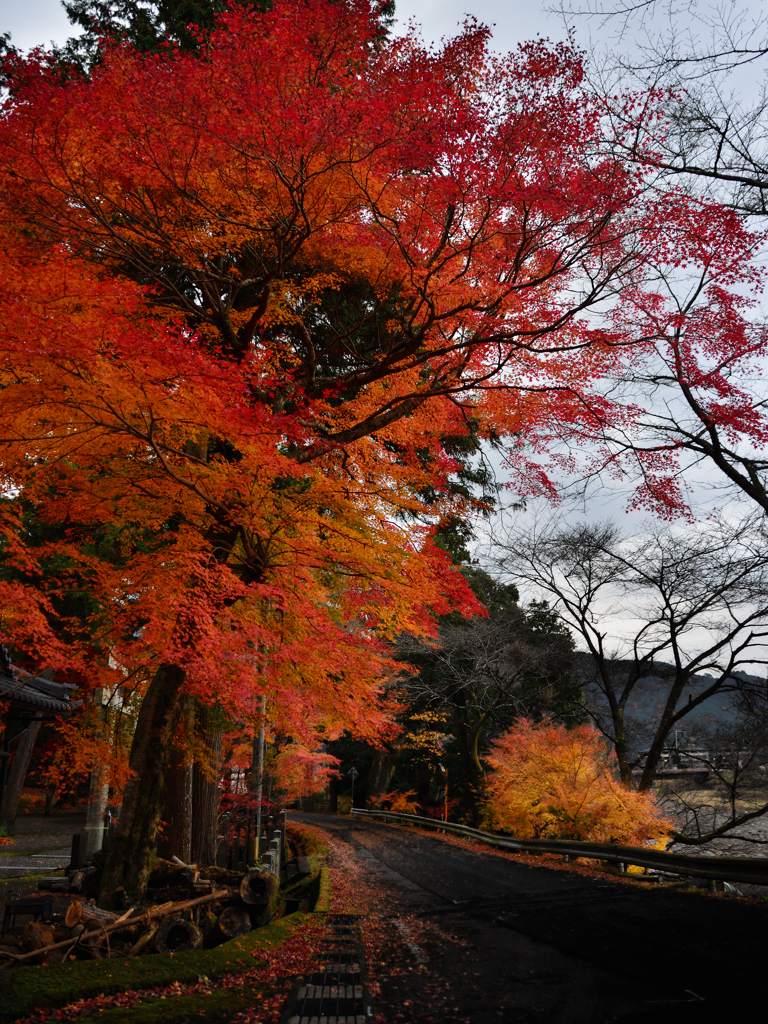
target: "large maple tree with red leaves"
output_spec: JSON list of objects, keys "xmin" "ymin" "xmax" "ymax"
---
[{"xmin": 0, "ymin": 0, "xmax": 756, "ymax": 899}]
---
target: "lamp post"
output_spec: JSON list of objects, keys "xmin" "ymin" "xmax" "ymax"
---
[
  {"xmin": 437, "ymin": 762, "xmax": 448, "ymax": 822},
  {"xmin": 348, "ymin": 766, "xmax": 359, "ymax": 810}
]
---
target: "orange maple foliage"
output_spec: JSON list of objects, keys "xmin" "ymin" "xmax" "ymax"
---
[
  {"xmin": 370, "ymin": 789, "xmax": 420, "ymax": 815},
  {"xmin": 0, "ymin": 0, "xmax": 751, "ymax": 894},
  {"xmin": 1, "ymin": 1, "xmax": 747, "ymax": 718},
  {"xmin": 269, "ymin": 744, "xmax": 340, "ymax": 803},
  {"xmin": 484, "ymin": 719, "xmax": 672, "ymax": 844}
]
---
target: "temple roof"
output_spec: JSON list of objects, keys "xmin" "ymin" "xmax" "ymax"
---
[{"xmin": 0, "ymin": 661, "xmax": 79, "ymax": 716}]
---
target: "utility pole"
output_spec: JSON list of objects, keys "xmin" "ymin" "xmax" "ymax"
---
[
  {"xmin": 438, "ymin": 762, "xmax": 448, "ymax": 823},
  {"xmin": 249, "ymin": 695, "xmax": 266, "ymax": 866},
  {"xmin": 348, "ymin": 766, "xmax": 359, "ymax": 810}
]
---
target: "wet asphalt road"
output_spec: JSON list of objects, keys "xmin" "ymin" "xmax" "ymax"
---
[{"xmin": 292, "ymin": 812, "xmax": 767, "ymax": 1024}]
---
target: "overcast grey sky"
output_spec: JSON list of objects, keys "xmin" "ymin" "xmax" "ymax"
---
[{"xmin": 1, "ymin": 0, "xmax": 565, "ymax": 53}]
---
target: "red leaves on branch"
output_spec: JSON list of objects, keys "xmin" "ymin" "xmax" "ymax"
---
[{"xmin": 0, "ymin": 0, "xmax": 759, "ymax": 752}]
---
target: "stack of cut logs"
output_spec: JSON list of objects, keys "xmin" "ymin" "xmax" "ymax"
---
[{"xmin": 0, "ymin": 856, "xmax": 282, "ymax": 966}]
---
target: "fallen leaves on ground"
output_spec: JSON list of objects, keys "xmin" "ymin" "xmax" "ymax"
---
[
  {"xmin": 12, "ymin": 918, "xmax": 324, "ymax": 1024},
  {"xmin": 296, "ymin": 820, "xmax": 474, "ymax": 1023}
]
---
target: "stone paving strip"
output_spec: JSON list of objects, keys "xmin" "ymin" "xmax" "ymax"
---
[
  {"xmin": 281, "ymin": 913, "xmax": 372, "ymax": 1024},
  {"xmin": 0, "ymin": 853, "xmax": 69, "ymax": 873}
]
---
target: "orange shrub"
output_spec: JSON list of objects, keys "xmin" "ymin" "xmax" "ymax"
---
[
  {"xmin": 381, "ymin": 790, "xmax": 420, "ymax": 815},
  {"xmin": 484, "ymin": 719, "xmax": 672, "ymax": 845}
]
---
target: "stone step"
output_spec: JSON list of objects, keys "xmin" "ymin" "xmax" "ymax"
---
[{"xmin": 280, "ymin": 914, "xmax": 372, "ymax": 1024}]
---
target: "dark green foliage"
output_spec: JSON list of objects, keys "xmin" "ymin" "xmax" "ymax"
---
[
  {"xmin": 324, "ymin": 732, "xmax": 375, "ymax": 804},
  {"xmin": 458, "ymin": 567, "xmax": 518, "ymax": 617},
  {"xmin": 427, "ymin": 432, "xmax": 502, "ymax": 566},
  {"xmin": 0, "ymin": 493, "xmax": 177, "ymax": 663},
  {"xmin": 8, "ymin": 0, "xmax": 396, "ymax": 78},
  {"xmin": 326, "ymin": 569, "xmax": 581, "ymax": 824},
  {"xmin": 57, "ymin": 1, "xmax": 269, "ymax": 69}
]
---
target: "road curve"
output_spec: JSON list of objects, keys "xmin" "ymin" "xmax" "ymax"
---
[{"xmin": 292, "ymin": 811, "xmax": 767, "ymax": 1023}]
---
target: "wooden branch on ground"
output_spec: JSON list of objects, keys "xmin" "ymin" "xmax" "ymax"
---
[{"xmin": 0, "ymin": 889, "xmax": 230, "ymax": 964}]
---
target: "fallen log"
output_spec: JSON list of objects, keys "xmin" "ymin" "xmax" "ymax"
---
[
  {"xmin": 68, "ymin": 870, "xmax": 87, "ymax": 894},
  {"xmin": 1, "ymin": 889, "xmax": 230, "ymax": 964},
  {"xmin": 217, "ymin": 904, "xmax": 252, "ymax": 939},
  {"xmin": 65, "ymin": 901, "xmax": 120, "ymax": 930},
  {"xmin": 240, "ymin": 869, "xmax": 279, "ymax": 906},
  {"xmin": 37, "ymin": 879, "xmax": 70, "ymax": 893},
  {"xmin": 152, "ymin": 917, "xmax": 202, "ymax": 954},
  {"xmin": 171, "ymin": 855, "xmax": 199, "ymax": 885},
  {"xmin": 149, "ymin": 857, "xmax": 199, "ymax": 890},
  {"xmin": 64, "ymin": 902, "xmax": 82, "ymax": 929},
  {"xmin": 128, "ymin": 923, "xmax": 158, "ymax": 957},
  {"xmin": 19, "ymin": 922, "xmax": 54, "ymax": 953},
  {"xmin": 79, "ymin": 945, "xmax": 104, "ymax": 960}
]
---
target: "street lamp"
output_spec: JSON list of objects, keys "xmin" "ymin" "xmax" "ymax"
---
[{"xmin": 437, "ymin": 762, "xmax": 448, "ymax": 822}]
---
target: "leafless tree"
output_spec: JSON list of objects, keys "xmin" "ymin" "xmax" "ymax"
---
[
  {"xmin": 582, "ymin": 279, "xmax": 768, "ymax": 523},
  {"xmin": 656, "ymin": 716, "xmax": 768, "ymax": 845},
  {"xmin": 398, "ymin": 605, "xmax": 578, "ymax": 795},
  {"xmin": 556, "ymin": 0, "xmax": 768, "ymax": 213},
  {"xmin": 498, "ymin": 514, "xmax": 768, "ymax": 841}
]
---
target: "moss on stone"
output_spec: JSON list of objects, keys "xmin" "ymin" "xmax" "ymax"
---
[{"xmin": 314, "ymin": 866, "xmax": 332, "ymax": 912}]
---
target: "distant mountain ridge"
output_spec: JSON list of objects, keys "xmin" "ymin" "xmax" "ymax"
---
[{"xmin": 575, "ymin": 653, "xmax": 764, "ymax": 756}]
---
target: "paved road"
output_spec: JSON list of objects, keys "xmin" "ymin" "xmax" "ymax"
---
[{"xmin": 293, "ymin": 812, "xmax": 767, "ymax": 1023}]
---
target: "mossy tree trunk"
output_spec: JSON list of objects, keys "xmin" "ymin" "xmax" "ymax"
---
[{"xmin": 99, "ymin": 663, "xmax": 185, "ymax": 906}]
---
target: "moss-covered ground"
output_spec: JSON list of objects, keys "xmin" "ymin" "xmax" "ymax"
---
[
  {"xmin": 0, "ymin": 911, "xmax": 310, "ymax": 1023},
  {"xmin": 74, "ymin": 981, "xmax": 268, "ymax": 1023},
  {"xmin": 0, "ymin": 823, "xmax": 332, "ymax": 1023}
]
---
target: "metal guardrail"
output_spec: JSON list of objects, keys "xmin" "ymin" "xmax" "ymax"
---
[{"xmin": 350, "ymin": 808, "xmax": 768, "ymax": 887}]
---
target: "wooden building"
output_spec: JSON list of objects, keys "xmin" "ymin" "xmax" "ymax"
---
[{"xmin": 0, "ymin": 645, "xmax": 79, "ymax": 831}]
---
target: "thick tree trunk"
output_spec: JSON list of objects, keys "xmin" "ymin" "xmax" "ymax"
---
[
  {"xmin": 156, "ymin": 695, "xmax": 193, "ymax": 862},
  {"xmin": 156, "ymin": 751, "xmax": 193, "ymax": 862},
  {"xmin": 99, "ymin": 664, "xmax": 185, "ymax": 906},
  {"xmin": 366, "ymin": 746, "xmax": 395, "ymax": 803},
  {"xmin": 454, "ymin": 713, "xmax": 482, "ymax": 791},
  {"xmin": 191, "ymin": 703, "xmax": 222, "ymax": 865},
  {"xmin": 4, "ymin": 713, "xmax": 42, "ymax": 833}
]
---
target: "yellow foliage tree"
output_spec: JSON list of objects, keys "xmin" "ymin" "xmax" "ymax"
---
[{"xmin": 484, "ymin": 720, "xmax": 672, "ymax": 845}]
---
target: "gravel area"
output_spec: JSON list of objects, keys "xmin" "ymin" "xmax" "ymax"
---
[
  {"xmin": 660, "ymin": 805, "xmax": 768, "ymax": 897},
  {"xmin": 669, "ymin": 817, "xmax": 768, "ymax": 859},
  {"xmin": 0, "ymin": 811, "xmax": 85, "ymax": 930}
]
